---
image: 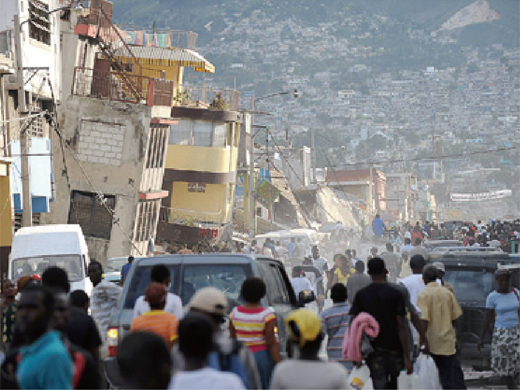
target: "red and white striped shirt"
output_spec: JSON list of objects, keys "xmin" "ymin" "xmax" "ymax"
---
[{"xmin": 230, "ymin": 306, "xmax": 276, "ymax": 353}]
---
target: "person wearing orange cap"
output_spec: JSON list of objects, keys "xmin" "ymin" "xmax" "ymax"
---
[{"xmin": 130, "ymin": 282, "xmax": 179, "ymax": 350}]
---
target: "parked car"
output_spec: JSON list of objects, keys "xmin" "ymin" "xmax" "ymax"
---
[
  {"xmin": 432, "ymin": 251, "xmax": 516, "ymax": 370},
  {"xmin": 103, "ymin": 257, "xmax": 142, "ymax": 285},
  {"xmin": 106, "ymin": 254, "xmax": 308, "ymax": 358},
  {"xmin": 423, "ymin": 240, "xmax": 462, "ymax": 250}
]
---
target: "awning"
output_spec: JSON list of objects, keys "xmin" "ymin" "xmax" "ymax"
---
[{"xmin": 113, "ymin": 45, "xmax": 215, "ymax": 73}]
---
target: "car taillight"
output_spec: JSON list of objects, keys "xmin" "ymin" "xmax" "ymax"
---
[{"xmin": 107, "ymin": 327, "xmax": 118, "ymax": 356}]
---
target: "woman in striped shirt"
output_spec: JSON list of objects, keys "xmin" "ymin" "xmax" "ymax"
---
[{"xmin": 230, "ymin": 277, "xmax": 281, "ymax": 389}]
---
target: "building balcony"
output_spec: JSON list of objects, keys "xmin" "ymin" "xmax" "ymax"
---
[
  {"xmin": 72, "ymin": 67, "xmax": 240, "ymax": 114},
  {"xmin": 173, "ymin": 85, "xmax": 240, "ymax": 112},
  {"xmin": 72, "ymin": 66, "xmax": 175, "ymax": 106}
]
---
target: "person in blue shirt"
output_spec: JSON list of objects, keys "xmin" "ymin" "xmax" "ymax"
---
[
  {"xmin": 15, "ymin": 284, "xmax": 73, "ymax": 389},
  {"xmin": 121, "ymin": 255, "xmax": 134, "ymax": 285},
  {"xmin": 287, "ymin": 238, "xmax": 296, "ymax": 258},
  {"xmin": 479, "ymin": 268, "xmax": 520, "ymax": 389},
  {"xmin": 372, "ymin": 214, "xmax": 386, "ymax": 238}
]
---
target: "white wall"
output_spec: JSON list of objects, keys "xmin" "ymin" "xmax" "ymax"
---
[
  {"xmin": 1, "ymin": 0, "xmax": 62, "ymax": 100},
  {"xmin": 9, "ymin": 137, "xmax": 53, "ymax": 199}
]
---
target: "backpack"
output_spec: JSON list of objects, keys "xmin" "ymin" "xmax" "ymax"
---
[{"xmin": 208, "ymin": 340, "xmax": 252, "ymax": 389}]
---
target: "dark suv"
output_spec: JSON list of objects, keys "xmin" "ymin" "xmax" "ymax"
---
[
  {"xmin": 106, "ymin": 254, "xmax": 300, "ymax": 357},
  {"xmin": 434, "ymin": 252, "xmax": 518, "ymax": 370}
]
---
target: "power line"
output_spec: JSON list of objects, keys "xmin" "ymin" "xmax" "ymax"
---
[
  {"xmin": 323, "ymin": 146, "xmax": 520, "ymax": 169},
  {"xmin": 267, "ymin": 129, "xmax": 348, "ymax": 225}
]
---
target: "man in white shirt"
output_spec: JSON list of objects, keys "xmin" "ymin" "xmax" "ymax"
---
[
  {"xmin": 169, "ymin": 312, "xmax": 245, "ymax": 390},
  {"xmin": 134, "ymin": 264, "xmax": 183, "ymax": 319},
  {"xmin": 400, "ymin": 254, "xmax": 426, "ymax": 354},
  {"xmin": 291, "ymin": 266, "xmax": 314, "ymax": 297}
]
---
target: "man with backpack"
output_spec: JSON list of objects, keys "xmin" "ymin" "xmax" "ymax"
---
[{"xmin": 171, "ymin": 287, "xmax": 261, "ymax": 389}]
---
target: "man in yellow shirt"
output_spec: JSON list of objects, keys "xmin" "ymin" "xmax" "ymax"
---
[{"xmin": 417, "ymin": 265, "xmax": 466, "ymax": 390}]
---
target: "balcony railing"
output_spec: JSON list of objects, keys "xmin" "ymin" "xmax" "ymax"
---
[
  {"xmin": 174, "ymin": 86, "xmax": 240, "ymax": 112},
  {"xmin": 160, "ymin": 206, "xmax": 223, "ymax": 227},
  {"xmin": 72, "ymin": 67, "xmax": 175, "ymax": 106}
]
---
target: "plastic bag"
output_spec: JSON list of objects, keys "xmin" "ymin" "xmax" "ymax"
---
[
  {"xmin": 397, "ymin": 371, "xmax": 418, "ymax": 390},
  {"xmin": 414, "ymin": 353, "xmax": 442, "ymax": 390},
  {"xmin": 347, "ymin": 364, "xmax": 373, "ymax": 390}
]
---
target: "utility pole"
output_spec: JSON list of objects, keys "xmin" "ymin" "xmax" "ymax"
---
[
  {"xmin": 249, "ymin": 97, "xmax": 256, "ymax": 237},
  {"xmin": 14, "ymin": 15, "xmax": 32, "ymax": 227},
  {"xmin": 310, "ymin": 128, "xmax": 317, "ymax": 184}
]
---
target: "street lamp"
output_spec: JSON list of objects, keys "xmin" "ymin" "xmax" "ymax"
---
[
  {"xmin": 248, "ymin": 89, "xmax": 298, "ymax": 236},
  {"xmin": 14, "ymin": 1, "xmax": 83, "ymax": 227}
]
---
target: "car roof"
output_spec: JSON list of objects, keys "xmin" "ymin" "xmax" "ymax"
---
[
  {"xmin": 434, "ymin": 252, "xmax": 512, "ymax": 269},
  {"xmin": 424, "ymin": 240, "xmax": 462, "ymax": 247},
  {"xmin": 132, "ymin": 253, "xmax": 282, "ymax": 267}
]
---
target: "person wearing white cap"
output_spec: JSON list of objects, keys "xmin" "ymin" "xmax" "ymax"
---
[
  {"xmin": 171, "ymin": 287, "xmax": 261, "ymax": 390},
  {"xmin": 432, "ymin": 262, "xmax": 455, "ymax": 295}
]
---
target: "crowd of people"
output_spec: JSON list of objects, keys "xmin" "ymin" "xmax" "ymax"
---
[{"xmin": 1, "ymin": 216, "xmax": 520, "ymax": 389}]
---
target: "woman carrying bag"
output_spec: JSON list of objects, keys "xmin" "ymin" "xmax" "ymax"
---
[{"xmin": 478, "ymin": 268, "xmax": 520, "ymax": 390}]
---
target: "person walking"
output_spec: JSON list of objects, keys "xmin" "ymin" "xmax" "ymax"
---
[
  {"xmin": 14, "ymin": 285, "xmax": 73, "ymax": 389},
  {"xmin": 269, "ymin": 309, "xmax": 349, "ymax": 389},
  {"xmin": 320, "ymin": 283, "xmax": 353, "ymax": 371},
  {"xmin": 1, "ymin": 279, "xmax": 17, "ymax": 353},
  {"xmin": 329, "ymin": 254, "xmax": 353, "ymax": 290},
  {"xmin": 177, "ymin": 287, "xmax": 261, "ymax": 389},
  {"xmin": 372, "ymin": 214, "xmax": 386, "ymax": 240},
  {"xmin": 130, "ymin": 283, "xmax": 179, "ymax": 350},
  {"xmin": 117, "ymin": 332, "xmax": 173, "ymax": 389},
  {"xmin": 290, "ymin": 266, "xmax": 314, "ymax": 298},
  {"xmin": 346, "ymin": 261, "xmax": 371, "ymax": 305},
  {"xmin": 230, "ymin": 278, "xmax": 281, "ymax": 389},
  {"xmin": 170, "ymin": 312, "xmax": 245, "ymax": 389},
  {"xmin": 133, "ymin": 264, "xmax": 183, "ymax": 319},
  {"xmin": 432, "ymin": 262, "xmax": 455, "ymax": 294},
  {"xmin": 120, "ymin": 256, "xmax": 134, "ymax": 285},
  {"xmin": 42, "ymin": 267, "xmax": 102, "ymax": 365},
  {"xmin": 417, "ymin": 265, "xmax": 466, "ymax": 390},
  {"xmin": 400, "ymin": 255, "xmax": 427, "ymax": 357},
  {"xmin": 380, "ymin": 243, "xmax": 400, "ymax": 283},
  {"xmin": 478, "ymin": 269, "xmax": 520, "ymax": 389},
  {"xmin": 349, "ymin": 257, "xmax": 412, "ymax": 390},
  {"xmin": 87, "ymin": 260, "xmax": 122, "ymax": 351}
]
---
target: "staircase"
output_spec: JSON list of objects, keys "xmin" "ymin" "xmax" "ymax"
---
[{"xmin": 82, "ymin": 0, "xmax": 145, "ymax": 101}]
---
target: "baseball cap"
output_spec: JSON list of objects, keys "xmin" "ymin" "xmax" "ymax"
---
[
  {"xmin": 432, "ymin": 262, "xmax": 445, "ymax": 273},
  {"xmin": 286, "ymin": 309, "xmax": 322, "ymax": 348},
  {"xmin": 144, "ymin": 282, "xmax": 167, "ymax": 306},
  {"xmin": 188, "ymin": 287, "xmax": 228, "ymax": 316}
]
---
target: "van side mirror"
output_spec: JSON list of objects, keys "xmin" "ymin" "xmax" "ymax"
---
[{"xmin": 298, "ymin": 290, "xmax": 315, "ymax": 306}]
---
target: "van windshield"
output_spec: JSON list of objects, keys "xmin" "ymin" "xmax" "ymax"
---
[
  {"xmin": 443, "ymin": 269, "xmax": 496, "ymax": 303},
  {"xmin": 11, "ymin": 255, "xmax": 84, "ymax": 282}
]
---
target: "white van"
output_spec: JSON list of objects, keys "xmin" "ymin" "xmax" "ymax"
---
[{"xmin": 9, "ymin": 224, "xmax": 92, "ymax": 295}]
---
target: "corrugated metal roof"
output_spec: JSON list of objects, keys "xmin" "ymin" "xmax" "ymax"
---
[{"xmin": 113, "ymin": 45, "xmax": 215, "ymax": 73}]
